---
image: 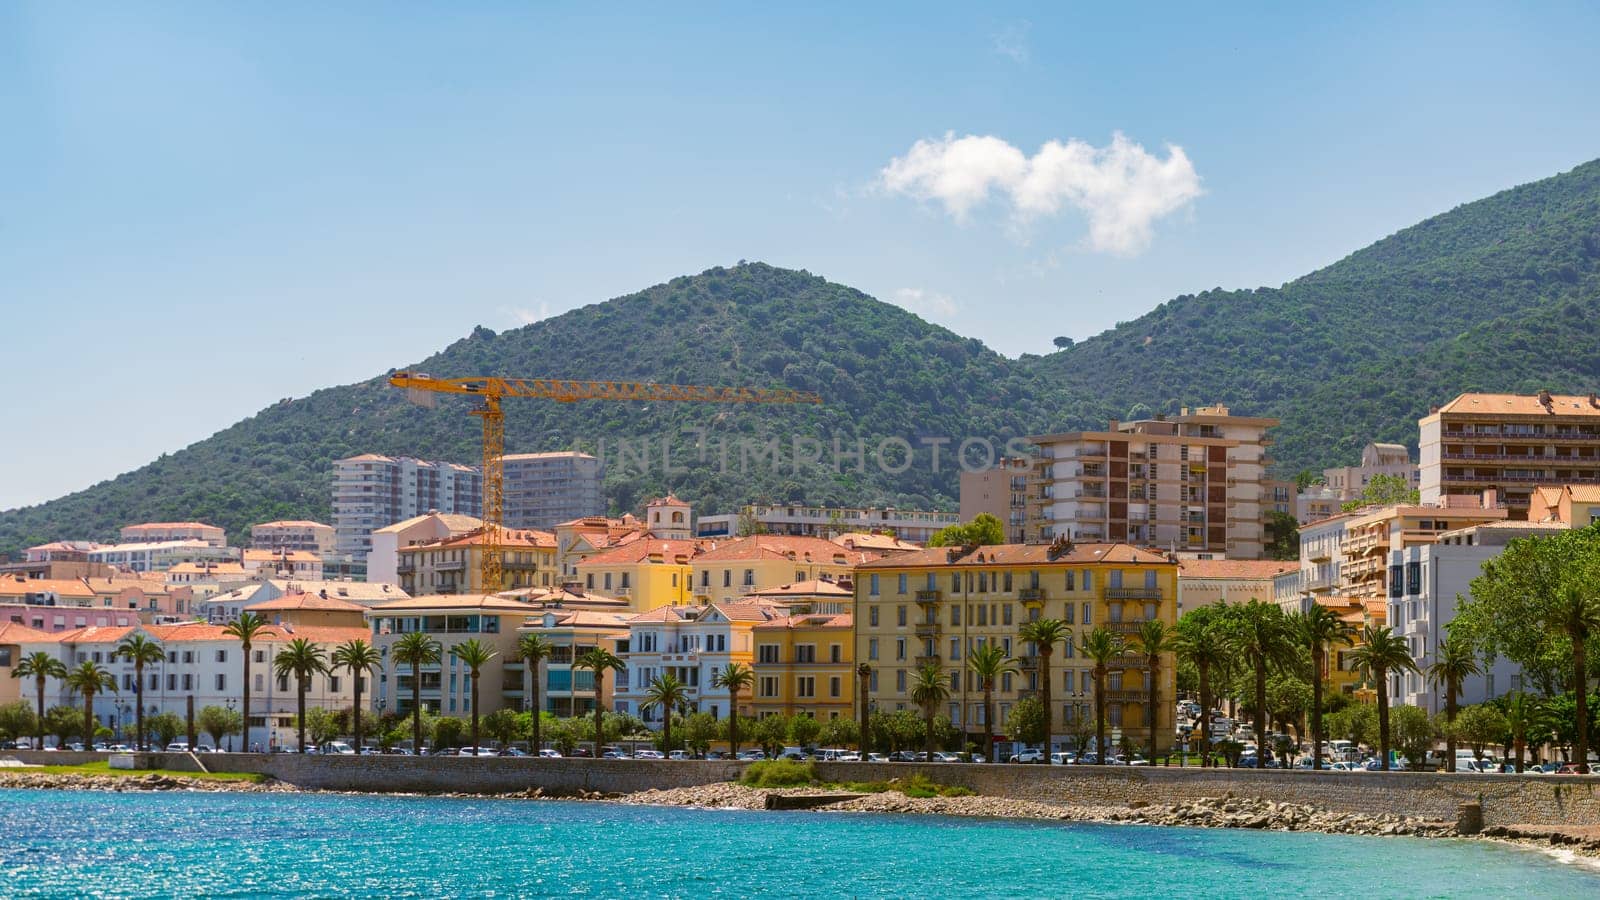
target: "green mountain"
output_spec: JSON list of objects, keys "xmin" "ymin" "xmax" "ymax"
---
[{"xmin": 4, "ymin": 158, "xmax": 1600, "ymax": 556}]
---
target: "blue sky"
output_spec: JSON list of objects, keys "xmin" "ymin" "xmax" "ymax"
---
[{"xmin": 4, "ymin": 2, "xmax": 1599, "ymax": 511}]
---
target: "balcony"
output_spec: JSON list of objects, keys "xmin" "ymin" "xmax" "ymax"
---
[
  {"xmin": 1017, "ymin": 656, "xmax": 1039, "ymax": 671},
  {"xmin": 914, "ymin": 654, "xmax": 942, "ymax": 666},
  {"xmin": 1018, "ymin": 588, "xmax": 1045, "ymax": 603},
  {"xmin": 1107, "ymin": 621, "xmax": 1150, "ymax": 635},
  {"xmin": 1105, "ymin": 587, "xmax": 1163, "ymax": 600},
  {"xmin": 914, "ymin": 590, "xmax": 941, "ymax": 604},
  {"xmin": 1104, "ymin": 689, "xmax": 1148, "ymax": 703},
  {"xmin": 914, "ymin": 623, "xmax": 940, "ymax": 639}
]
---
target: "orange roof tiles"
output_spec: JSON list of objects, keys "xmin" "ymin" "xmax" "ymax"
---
[
  {"xmin": 831, "ymin": 532, "xmax": 923, "ymax": 552},
  {"xmin": 368, "ymin": 593, "xmax": 535, "ymax": 612},
  {"xmin": 753, "ymin": 612, "xmax": 853, "ymax": 630},
  {"xmin": 1179, "ymin": 559, "xmax": 1296, "ymax": 579},
  {"xmin": 855, "ymin": 542, "xmax": 1172, "ymax": 569},
  {"xmin": 248, "ymin": 592, "xmax": 368, "ymax": 612},
  {"xmin": 747, "ymin": 579, "xmax": 853, "ymax": 598},
  {"xmin": 55, "ymin": 625, "xmax": 137, "ymax": 644},
  {"xmin": 711, "ymin": 600, "xmax": 789, "ymax": 623},
  {"xmin": 252, "ymin": 520, "xmax": 331, "ymax": 529},
  {"xmin": 695, "ymin": 535, "xmax": 879, "ymax": 564},
  {"xmin": 0, "ymin": 621, "xmax": 56, "ymax": 643},
  {"xmin": 404, "ymin": 527, "xmax": 557, "ymax": 551},
  {"xmin": 1435, "ymin": 392, "xmax": 1600, "ymax": 418},
  {"xmin": 0, "ymin": 575, "xmax": 97, "ymax": 600},
  {"xmin": 579, "ymin": 539, "xmax": 703, "ymax": 567},
  {"xmin": 1567, "ymin": 485, "xmax": 1600, "ymax": 503}
]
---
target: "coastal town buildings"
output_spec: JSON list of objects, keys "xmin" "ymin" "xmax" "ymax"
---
[
  {"xmin": 365, "ymin": 594, "xmax": 538, "ymax": 719},
  {"xmin": 690, "ymin": 536, "xmax": 880, "ymax": 607},
  {"xmin": 1527, "ymin": 483, "xmax": 1600, "ymax": 526},
  {"xmin": 1295, "ymin": 486, "xmax": 1341, "ymax": 526},
  {"xmin": 553, "ymin": 514, "xmax": 651, "ymax": 579},
  {"xmin": 750, "ymin": 611, "xmax": 854, "ymax": 721},
  {"xmin": 614, "ymin": 600, "xmax": 786, "ymax": 724},
  {"xmin": 249, "ymin": 520, "xmax": 336, "ymax": 555},
  {"xmin": 1026, "ymin": 404, "xmax": 1278, "ymax": 559},
  {"xmin": 1419, "ymin": 391, "xmax": 1600, "ymax": 518},
  {"xmin": 1336, "ymin": 504, "xmax": 1506, "ymax": 599},
  {"xmin": 200, "ymin": 579, "xmax": 408, "ymax": 624},
  {"xmin": 1176, "ymin": 558, "xmax": 1296, "ymax": 611},
  {"xmin": 366, "ymin": 512, "xmax": 483, "ymax": 587},
  {"xmin": 959, "ymin": 457, "xmax": 1031, "ymax": 544},
  {"xmin": 500, "ymin": 452, "xmax": 605, "ymax": 529},
  {"xmin": 331, "ymin": 454, "xmax": 483, "ymax": 571},
  {"xmin": 514, "ymin": 590, "xmax": 632, "ymax": 717},
  {"xmin": 396, "ymin": 528, "xmax": 557, "ymax": 596},
  {"xmin": 854, "ymin": 540, "xmax": 1180, "ymax": 756},
  {"xmin": 693, "ymin": 504, "xmax": 958, "ymax": 543},
  {"xmin": 119, "ymin": 522, "xmax": 227, "ymax": 548},
  {"xmin": 87, "ymin": 541, "xmax": 239, "ymax": 574},
  {"xmin": 1323, "ymin": 442, "xmax": 1420, "ymax": 503}
]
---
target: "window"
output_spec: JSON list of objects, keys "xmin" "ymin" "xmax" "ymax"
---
[
  {"xmin": 604, "ymin": 573, "xmax": 613, "ymax": 590},
  {"xmin": 829, "ymin": 676, "xmax": 841, "ymax": 698},
  {"xmin": 621, "ymin": 573, "xmax": 630, "ymax": 589},
  {"xmin": 898, "ymin": 574, "xmax": 908, "ymax": 594},
  {"xmin": 1083, "ymin": 571, "xmax": 1093, "ymax": 592},
  {"xmin": 1064, "ymin": 670, "xmax": 1074, "ymax": 692},
  {"xmin": 795, "ymin": 645, "xmax": 816, "ymax": 663},
  {"xmin": 1003, "ymin": 572, "xmax": 1013, "ymax": 592},
  {"xmin": 895, "ymin": 638, "xmax": 906, "ymax": 660},
  {"xmin": 759, "ymin": 676, "xmax": 778, "ymax": 697},
  {"xmin": 829, "ymin": 643, "xmax": 842, "ymax": 663},
  {"xmin": 255, "ymin": 674, "xmax": 264, "ymax": 691},
  {"xmin": 869, "ymin": 606, "xmax": 879, "ymax": 627},
  {"xmin": 182, "ymin": 651, "xmax": 194, "ymax": 664},
  {"xmin": 896, "ymin": 670, "xmax": 907, "ymax": 692},
  {"xmin": 1145, "ymin": 569, "xmax": 1158, "ymax": 588},
  {"xmin": 743, "ymin": 569, "xmax": 755, "ymax": 587},
  {"xmin": 277, "ymin": 675, "xmax": 289, "ymax": 692},
  {"xmin": 951, "ymin": 605, "xmax": 961, "ymax": 626},
  {"xmin": 216, "ymin": 649, "xmax": 227, "ymax": 663},
  {"xmin": 1002, "ymin": 673, "xmax": 1013, "ymax": 692},
  {"xmin": 1082, "ymin": 602, "xmax": 1091, "ymax": 625},
  {"xmin": 1109, "ymin": 570, "xmax": 1122, "ymax": 589},
  {"xmin": 797, "ymin": 677, "xmax": 815, "ymax": 698},
  {"xmin": 1003, "ymin": 604, "xmax": 1013, "ymax": 625},
  {"xmin": 978, "ymin": 572, "xmax": 988, "ymax": 592},
  {"xmin": 870, "ymin": 574, "xmax": 880, "ymax": 596},
  {"xmin": 1063, "ymin": 603, "xmax": 1074, "ymax": 624},
  {"xmin": 758, "ymin": 644, "xmax": 779, "ymax": 663},
  {"xmin": 215, "ymin": 674, "xmax": 226, "ymax": 691},
  {"xmin": 1065, "ymin": 570, "xmax": 1076, "ymax": 591},
  {"xmin": 330, "ymin": 676, "xmax": 342, "ymax": 693},
  {"xmin": 897, "ymin": 606, "xmax": 907, "ymax": 627},
  {"xmin": 949, "ymin": 638, "xmax": 960, "ymax": 660},
  {"xmin": 182, "ymin": 674, "xmax": 193, "ymax": 690},
  {"xmin": 868, "ymin": 638, "xmax": 879, "ymax": 661},
  {"xmin": 950, "ymin": 671, "xmax": 960, "ymax": 691},
  {"xmin": 723, "ymin": 570, "xmax": 732, "ymax": 588}
]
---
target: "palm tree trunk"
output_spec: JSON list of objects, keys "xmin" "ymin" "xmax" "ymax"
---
[
  {"xmin": 1095, "ymin": 666, "xmax": 1106, "ymax": 764},
  {"xmin": 662, "ymin": 703, "xmax": 672, "ymax": 753},
  {"xmin": 1377, "ymin": 666, "xmax": 1391, "ymax": 771},
  {"xmin": 1197, "ymin": 660, "xmax": 1211, "ymax": 767},
  {"xmin": 728, "ymin": 688, "xmax": 739, "ymax": 755},
  {"xmin": 35, "ymin": 678, "xmax": 46, "ymax": 747},
  {"xmin": 924, "ymin": 705, "xmax": 935, "ymax": 756},
  {"xmin": 1311, "ymin": 646, "xmax": 1324, "ymax": 770},
  {"xmin": 134, "ymin": 664, "xmax": 145, "ymax": 752},
  {"xmin": 858, "ymin": 674, "xmax": 870, "ymax": 756},
  {"xmin": 411, "ymin": 661, "xmax": 423, "ymax": 754},
  {"xmin": 352, "ymin": 673, "xmax": 363, "ymax": 752},
  {"xmin": 82, "ymin": 690, "xmax": 94, "ymax": 746},
  {"xmin": 593, "ymin": 671, "xmax": 606, "ymax": 755},
  {"xmin": 242, "ymin": 650, "xmax": 252, "ymax": 752},
  {"xmin": 1254, "ymin": 655, "xmax": 1268, "ymax": 765},
  {"xmin": 1147, "ymin": 658, "xmax": 1159, "ymax": 762},
  {"xmin": 297, "ymin": 677, "xmax": 308, "ymax": 753},
  {"xmin": 1575, "ymin": 637, "xmax": 1589, "ymax": 774},
  {"xmin": 531, "ymin": 673, "xmax": 542, "ymax": 752},
  {"xmin": 983, "ymin": 682, "xmax": 994, "ymax": 763},
  {"xmin": 1514, "ymin": 729, "xmax": 1525, "ymax": 773},
  {"xmin": 471, "ymin": 669, "xmax": 480, "ymax": 755},
  {"xmin": 1039, "ymin": 649, "xmax": 1053, "ymax": 754},
  {"xmin": 1444, "ymin": 684, "xmax": 1458, "ymax": 773}
]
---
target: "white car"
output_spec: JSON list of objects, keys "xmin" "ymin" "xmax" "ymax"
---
[
  {"xmin": 1050, "ymin": 752, "xmax": 1076, "ymax": 766},
  {"xmin": 668, "ymin": 750, "xmax": 691, "ymax": 760},
  {"xmin": 633, "ymin": 749, "xmax": 665, "ymax": 760},
  {"xmin": 931, "ymin": 752, "xmax": 962, "ymax": 763},
  {"xmin": 166, "ymin": 742, "xmax": 191, "ymax": 753},
  {"xmin": 538, "ymin": 749, "xmax": 562, "ymax": 759}
]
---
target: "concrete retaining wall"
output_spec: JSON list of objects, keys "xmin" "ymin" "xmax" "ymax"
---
[{"xmin": 7, "ymin": 750, "xmax": 1598, "ymax": 828}]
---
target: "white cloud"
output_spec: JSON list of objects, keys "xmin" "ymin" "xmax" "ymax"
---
[
  {"xmin": 992, "ymin": 22, "xmax": 1030, "ymax": 63},
  {"xmin": 878, "ymin": 131, "xmax": 1203, "ymax": 255},
  {"xmin": 501, "ymin": 302, "xmax": 552, "ymax": 326},
  {"xmin": 890, "ymin": 287, "xmax": 958, "ymax": 321}
]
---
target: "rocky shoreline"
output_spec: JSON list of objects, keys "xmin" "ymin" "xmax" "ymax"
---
[{"xmin": 0, "ymin": 771, "xmax": 296, "ymax": 793}]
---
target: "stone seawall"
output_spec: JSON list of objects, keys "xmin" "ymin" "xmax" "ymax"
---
[
  {"xmin": 813, "ymin": 762, "xmax": 1600, "ymax": 828},
  {"xmin": 7, "ymin": 750, "xmax": 1599, "ymax": 828}
]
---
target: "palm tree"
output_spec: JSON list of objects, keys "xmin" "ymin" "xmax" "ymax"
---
[
  {"xmin": 1500, "ymin": 691, "xmax": 1547, "ymax": 773},
  {"xmin": 575, "ymin": 647, "xmax": 625, "ymax": 753},
  {"xmin": 1226, "ymin": 600, "xmax": 1297, "ymax": 766},
  {"xmin": 1348, "ymin": 624, "xmax": 1417, "ymax": 771},
  {"xmin": 516, "ymin": 634, "xmax": 553, "ymax": 751},
  {"xmin": 331, "ymin": 639, "xmax": 382, "ymax": 752},
  {"xmin": 223, "ymin": 612, "xmax": 269, "ymax": 751},
  {"xmin": 855, "ymin": 663, "xmax": 872, "ymax": 755},
  {"xmin": 114, "ymin": 633, "xmax": 166, "ymax": 751},
  {"xmin": 1081, "ymin": 627, "xmax": 1128, "ymax": 764},
  {"xmin": 1171, "ymin": 613, "xmax": 1227, "ymax": 766},
  {"xmin": 64, "ymin": 660, "xmax": 116, "ymax": 747},
  {"xmin": 909, "ymin": 660, "xmax": 950, "ymax": 756},
  {"xmin": 1289, "ymin": 604, "xmax": 1355, "ymax": 770},
  {"xmin": 273, "ymin": 638, "xmax": 329, "ymax": 753},
  {"xmin": 451, "ymin": 639, "xmax": 500, "ymax": 754},
  {"xmin": 1133, "ymin": 620, "xmax": 1168, "ymax": 761},
  {"xmin": 967, "ymin": 643, "xmax": 1015, "ymax": 763},
  {"xmin": 1549, "ymin": 584, "xmax": 1600, "ymax": 773},
  {"xmin": 11, "ymin": 652, "xmax": 67, "ymax": 747},
  {"xmin": 1017, "ymin": 618, "xmax": 1069, "ymax": 753},
  {"xmin": 392, "ymin": 633, "xmax": 442, "ymax": 754},
  {"xmin": 1426, "ymin": 633, "xmax": 1482, "ymax": 772},
  {"xmin": 713, "ymin": 661, "xmax": 755, "ymax": 756},
  {"xmin": 643, "ymin": 673, "xmax": 691, "ymax": 752}
]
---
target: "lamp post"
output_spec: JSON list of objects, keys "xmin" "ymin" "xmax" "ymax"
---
[{"xmin": 226, "ymin": 698, "xmax": 236, "ymax": 752}]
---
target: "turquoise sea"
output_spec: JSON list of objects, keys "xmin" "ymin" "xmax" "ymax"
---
[{"xmin": 2, "ymin": 788, "xmax": 1597, "ymax": 898}]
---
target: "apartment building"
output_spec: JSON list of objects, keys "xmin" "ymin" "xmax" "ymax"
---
[
  {"xmin": 200, "ymin": 579, "xmax": 408, "ymax": 624},
  {"xmin": 1027, "ymin": 404, "xmax": 1278, "ymax": 559},
  {"xmin": 1528, "ymin": 484, "xmax": 1600, "ymax": 526},
  {"xmin": 694, "ymin": 504, "xmax": 959, "ymax": 543},
  {"xmin": 1388, "ymin": 521, "xmax": 1568, "ymax": 714},
  {"xmin": 501, "ymin": 452, "xmax": 604, "ymax": 530},
  {"xmin": 1420, "ymin": 391, "xmax": 1600, "ymax": 517},
  {"xmin": 240, "ymin": 550, "xmax": 323, "ymax": 581},
  {"xmin": 1176, "ymin": 558, "xmax": 1295, "ymax": 611},
  {"xmin": 0, "ymin": 622, "xmax": 55, "ymax": 705},
  {"xmin": 1323, "ymin": 442, "xmax": 1420, "ymax": 502},
  {"xmin": 88, "ymin": 540, "xmax": 239, "ymax": 574},
  {"xmin": 331, "ymin": 454, "xmax": 483, "ymax": 567},
  {"xmin": 959, "ymin": 457, "xmax": 1031, "ymax": 543},
  {"xmin": 367, "ymin": 512, "xmax": 482, "ymax": 587},
  {"xmin": 119, "ymin": 522, "xmax": 226, "ymax": 548},
  {"xmin": 614, "ymin": 600, "xmax": 785, "ymax": 724},
  {"xmin": 854, "ymin": 541, "xmax": 1179, "ymax": 756},
  {"xmin": 575, "ymin": 539, "xmax": 700, "ymax": 611},
  {"xmin": 751, "ymin": 612, "xmax": 854, "ymax": 721},
  {"xmin": 395, "ymin": 528, "xmax": 556, "ymax": 596},
  {"xmin": 1295, "ymin": 486, "xmax": 1341, "ymax": 526},
  {"xmin": 515, "ymin": 595, "xmax": 632, "ymax": 718},
  {"xmin": 1338, "ymin": 504, "xmax": 1506, "ymax": 599},
  {"xmin": 366, "ymin": 594, "xmax": 536, "ymax": 719},
  {"xmin": 249, "ymin": 520, "xmax": 336, "ymax": 555},
  {"xmin": 690, "ymin": 536, "xmax": 881, "ymax": 606},
  {"xmin": 553, "ymin": 515, "xmax": 651, "ymax": 578}
]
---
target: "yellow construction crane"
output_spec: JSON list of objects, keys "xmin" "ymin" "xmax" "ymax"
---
[{"xmin": 388, "ymin": 371, "xmax": 822, "ymax": 593}]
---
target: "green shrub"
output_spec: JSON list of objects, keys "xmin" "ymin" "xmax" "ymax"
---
[{"xmin": 739, "ymin": 759, "xmax": 816, "ymax": 787}]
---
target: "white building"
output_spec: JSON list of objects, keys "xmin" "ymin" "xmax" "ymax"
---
[
  {"xmin": 694, "ymin": 504, "xmax": 957, "ymax": 543},
  {"xmin": 119, "ymin": 522, "xmax": 227, "ymax": 548},
  {"xmin": 249, "ymin": 520, "xmax": 336, "ymax": 555},
  {"xmin": 331, "ymin": 454, "xmax": 482, "ymax": 569},
  {"xmin": 1323, "ymin": 442, "xmax": 1420, "ymax": 503},
  {"xmin": 201, "ymin": 579, "xmax": 408, "ymax": 624},
  {"xmin": 1387, "ymin": 521, "xmax": 1567, "ymax": 714},
  {"xmin": 501, "ymin": 452, "xmax": 604, "ymax": 530},
  {"xmin": 1295, "ymin": 485, "xmax": 1341, "ymax": 526},
  {"xmin": 615, "ymin": 600, "xmax": 784, "ymax": 723},
  {"xmin": 366, "ymin": 512, "xmax": 483, "ymax": 587},
  {"xmin": 88, "ymin": 540, "xmax": 240, "ymax": 574}
]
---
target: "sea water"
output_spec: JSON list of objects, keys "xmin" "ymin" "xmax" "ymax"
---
[{"xmin": 1, "ymin": 789, "xmax": 1596, "ymax": 898}]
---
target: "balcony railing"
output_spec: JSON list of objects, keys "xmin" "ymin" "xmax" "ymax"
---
[
  {"xmin": 1017, "ymin": 656, "xmax": 1039, "ymax": 671},
  {"xmin": 1107, "ymin": 621, "xmax": 1151, "ymax": 634},
  {"xmin": 914, "ymin": 654, "xmax": 942, "ymax": 666},
  {"xmin": 914, "ymin": 590, "xmax": 941, "ymax": 604},
  {"xmin": 1018, "ymin": 588, "xmax": 1045, "ymax": 602},
  {"xmin": 1105, "ymin": 587, "xmax": 1163, "ymax": 600},
  {"xmin": 914, "ymin": 623, "xmax": 940, "ymax": 638}
]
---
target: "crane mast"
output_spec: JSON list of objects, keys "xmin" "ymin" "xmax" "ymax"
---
[{"xmin": 388, "ymin": 371, "xmax": 821, "ymax": 593}]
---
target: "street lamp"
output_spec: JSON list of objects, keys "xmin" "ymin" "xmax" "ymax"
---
[{"xmin": 225, "ymin": 698, "xmax": 237, "ymax": 752}]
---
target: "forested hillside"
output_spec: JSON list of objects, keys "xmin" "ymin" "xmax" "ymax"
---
[{"xmin": 3, "ymin": 159, "xmax": 1599, "ymax": 556}]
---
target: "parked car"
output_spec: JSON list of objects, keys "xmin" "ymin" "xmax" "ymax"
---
[
  {"xmin": 931, "ymin": 752, "xmax": 962, "ymax": 763},
  {"xmin": 736, "ymin": 749, "xmax": 767, "ymax": 761},
  {"xmin": 866, "ymin": 752, "xmax": 889, "ymax": 763},
  {"xmin": 633, "ymin": 749, "xmax": 665, "ymax": 760},
  {"xmin": 601, "ymin": 749, "xmax": 628, "ymax": 759},
  {"xmin": 668, "ymin": 750, "xmax": 691, "ymax": 761},
  {"xmin": 538, "ymin": 749, "xmax": 563, "ymax": 759},
  {"xmin": 1050, "ymin": 752, "xmax": 1076, "ymax": 766},
  {"xmin": 1010, "ymin": 749, "xmax": 1045, "ymax": 764},
  {"xmin": 1073, "ymin": 753, "xmax": 1101, "ymax": 765},
  {"xmin": 704, "ymin": 750, "xmax": 728, "ymax": 760},
  {"xmin": 192, "ymin": 745, "xmax": 215, "ymax": 754},
  {"xmin": 570, "ymin": 747, "xmax": 593, "ymax": 758},
  {"xmin": 497, "ymin": 747, "xmax": 528, "ymax": 757},
  {"xmin": 322, "ymin": 741, "xmax": 356, "ymax": 755},
  {"xmin": 835, "ymin": 750, "xmax": 861, "ymax": 762},
  {"xmin": 165, "ymin": 742, "xmax": 190, "ymax": 753}
]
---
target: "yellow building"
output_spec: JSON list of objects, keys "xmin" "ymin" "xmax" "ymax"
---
[
  {"xmin": 1528, "ymin": 484, "xmax": 1600, "ymax": 527},
  {"xmin": 574, "ymin": 538, "xmax": 700, "ymax": 611},
  {"xmin": 397, "ymin": 527, "xmax": 557, "ymax": 595},
  {"xmin": 854, "ymin": 540, "xmax": 1180, "ymax": 756},
  {"xmin": 691, "ymin": 535, "xmax": 880, "ymax": 606},
  {"xmin": 751, "ymin": 611, "xmax": 854, "ymax": 721},
  {"xmin": 0, "ymin": 621, "xmax": 57, "ymax": 707}
]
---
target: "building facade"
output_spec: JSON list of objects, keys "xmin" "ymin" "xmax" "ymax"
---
[
  {"xmin": 119, "ymin": 522, "xmax": 226, "ymax": 548},
  {"xmin": 690, "ymin": 536, "xmax": 879, "ymax": 607},
  {"xmin": 1176, "ymin": 559, "xmax": 1296, "ymax": 611},
  {"xmin": 395, "ymin": 528, "xmax": 556, "ymax": 596},
  {"xmin": 87, "ymin": 541, "xmax": 239, "ymax": 574},
  {"xmin": 1527, "ymin": 484, "xmax": 1600, "ymax": 526},
  {"xmin": 366, "ymin": 594, "xmax": 536, "ymax": 720},
  {"xmin": 1338, "ymin": 504, "xmax": 1506, "ymax": 599},
  {"xmin": 959, "ymin": 457, "xmax": 1031, "ymax": 544},
  {"xmin": 694, "ymin": 505, "xmax": 959, "ymax": 543},
  {"xmin": 1027, "ymin": 404, "xmax": 1279, "ymax": 559},
  {"xmin": 1323, "ymin": 442, "xmax": 1420, "ymax": 502},
  {"xmin": 331, "ymin": 454, "xmax": 483, "ymax": 567},
  {"xmin": 501, "ymin": 452, "xmax": 604, "ymax": 530},
  {"xmin": 249, "ymin": 520, "xmax": 336, "ymax": 555},
  {"xmin": 1419, "ymin": 391, "xmax": 1600, "ymax": 518},
  {"xmin": 854, "ymin": 541, "xmax": 1180, "ymax": 756},
  {"xmin": 615, "ymin": 600, "xmax": 782, "ymax": 724},
  {"xmin": 750, "ymin": 612, "xmax": 854, "ymax": 721}
]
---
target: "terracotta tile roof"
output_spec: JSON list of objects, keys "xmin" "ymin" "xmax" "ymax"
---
[
  {"xmin": 166, "ymin": 562, "xmax": 248, "ymax": 576},
  {"xmin": 144, "ymin": 622, "xmax": 370, "ymax": 644},
  {"xmin": 746, "ymin": 579, "xmax": 853, "ymax": 598},
  {"xmin": 496, "ymin": 586, "xmax": 629, "ymax": 608},
  {"xmin": 519, "ymin": 608, "xmax": 633, "ymax": 629},
  {"xmin": 1567, "ymin": 485, "xmax": 1600, "ymax": 503},
  {"xmin": 372, "ymin": 513, "xmax": 484, "ymax": 535},
  {"xmin": 243, "ymin": 550, "xmax": 321, "ymax": 563},
  {"xmin": 263, "ymin": 580, "xmax": 407, "ymax": 604},
  {"xmin": 1435, "ymin": 392, "xmax": 1600, "ymax": 418},
  {"xmin": 646, "ymin": 494, "xmax": 686, "ymax": 507},
  {"xmin": 855, "ymin": 542, "xmax": 1173, "ymax": 569},
  {"xmin": 1179, "ymin": 559, "xmax": 1296, "ymax": 579},
  {"xmin": 248, "ymin": 592, "xmax": 368, "ymax": 612},
  {"xmin": 753, "ymin": 612, "xmax": 853, "ymax": 630},
  {"xmin": 711, "ymin": 600, "xmax": 790, "ymax": 623},
  {"xmin": 578, "ymin": 539, "xmax": 702, "ymax": 567},
  {"xmin": 405, "ymin": 527, "xmax": 557, "ymax": 551},
  {"xmin": 251, "ymin": 520, "xmax": 331, "ymax": 529},
  {"xmin": 831, "ymin": 532, "xmax": 923, "ymax": 552},
  {"xmin": 0, "ymin": 621, "xmax": 56, "ymax": 643},
  {"xmin": 695, "ymin": 535, "xmax": 879, "ymax": 564},
  {"xmin": 626, "ymin": 605, "xmax": 702, "ymax": 624},
  {"xmin": 368, "ymin": 593, "xmax": 535, "ymax": 613},
  {"xmin": 0, "ymin": 575, "xmax": 97, "ymax": 600},
  {"xmin": 55, "ymin": 625, "xmax": 137, "ymax": 644},
  {"xmin": 122, "ymin": 522, "xmax": 220, "ymax": 531}
]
